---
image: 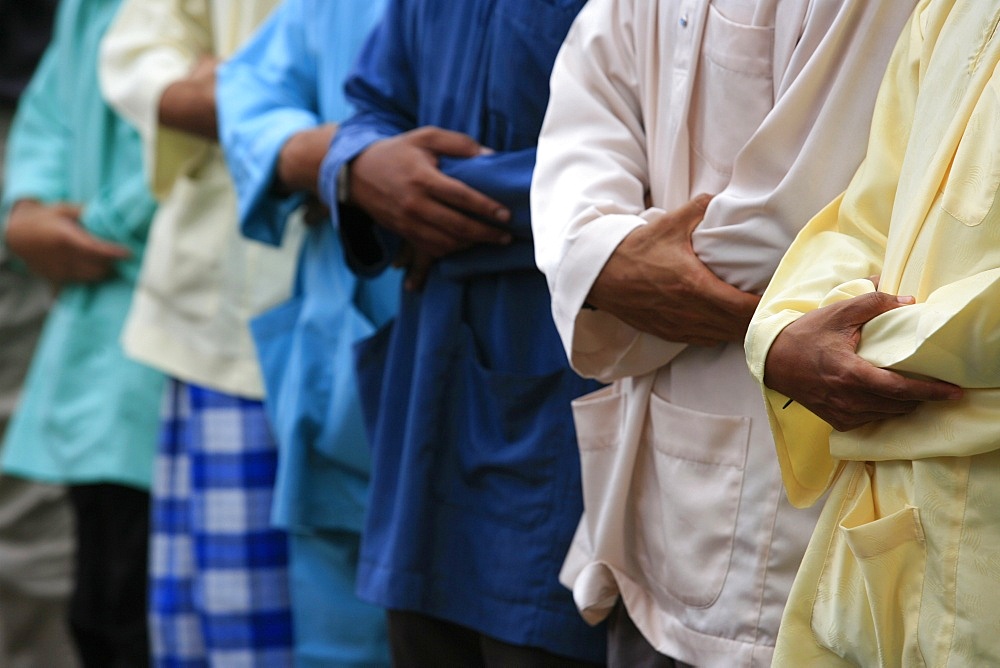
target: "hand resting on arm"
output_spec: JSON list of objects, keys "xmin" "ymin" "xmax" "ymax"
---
[
  {"xmin": 587, "ymin": 194, "xmax": 761, "ymax": 347},
  {"xmin": 763, "ymin": 291, "xmax": 963, "ymax": 431}
]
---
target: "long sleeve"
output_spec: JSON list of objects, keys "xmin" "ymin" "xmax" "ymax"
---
[
  {"xmin": 1, "ymin": 46, "xmax": 70, "ymax": 218},
  {"xmin": 217, "ymin": 0, "xmax": 321, "ymax": 246},
  {"xmin": 317, "ymin": 0, "xmax": 419, "ymax": 275},
  {"xmin": 4, "ymin": 8, "xmax": 157, "ymax": 267},
  {"xmin": 98, "ymin": 0, "xmax": 213, "ymax": 199},
  {"xmin": 79, "ymin": 155, "xmax": 158, "ymax": 278},
  {"xmin": 532, "ymin": 0, "xmax": 919, "ymax": 382},
  {"xmin": 752, "ymin": 0, "xmax": 1000, "ymax": 502}
]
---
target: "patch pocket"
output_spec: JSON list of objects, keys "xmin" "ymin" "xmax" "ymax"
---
[
  {"xmin": 138, "ymin": 168, "xmax": 230, "ymax": 318},
  {"xmin": 940, "ymin": 78, "xmax": 1000, "ymax": 227},
  {"xmin": 434, "ymin": 322, "xmax": 571, "ymax": 530},
  {"xmin": 640, "ymin": 392, "xmax": 749, "ymax": 607},
  {"xmin": 571, "ymin": 385, "xmax": 623, "ymax": 541},
  {"xmin": 811, "ymin": 466, "xmax": 927, "ymax": 666},
  {"xmin": 689, "ymin": 4, "xmax": 774, "ymax": 177}
]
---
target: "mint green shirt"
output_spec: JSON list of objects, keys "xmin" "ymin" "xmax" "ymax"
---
[{"xmin": 1, "ymin": 0, "xmax": 163, "ymax": 489}]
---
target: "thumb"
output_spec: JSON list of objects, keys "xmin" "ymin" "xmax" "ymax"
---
[
  {"xmin": 86, "ymin": 239, "xmax": 132, "ymax": 260},
  {"xmin": 70, "ymin": 226, "xmax": 131, "ymax": 260},
  {"xmin": 660, "ymin": 193, "xmax": 713, "ymax": 237},
  {"xmin": 834, "ymin": 290, "xmax": 914, "ymax": 329}
]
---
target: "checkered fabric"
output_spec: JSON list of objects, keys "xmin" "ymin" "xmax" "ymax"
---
[{"xmin": 150, "ymin": 379, "xmax": 293, "ymax": 668}]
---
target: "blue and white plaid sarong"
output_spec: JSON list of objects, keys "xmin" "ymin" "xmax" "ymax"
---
[{"xmin": 150, "ymin": 379, "xmax": 293, "ymax": 667}]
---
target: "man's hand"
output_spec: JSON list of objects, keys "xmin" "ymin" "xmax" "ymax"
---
[
  {"xmin": 764, "ymin": 292, "xmax": 963, "ymax": 431},
  {"xmin": 348, "ymin": 127, "xmax": 512, "ymax": 258},
  {"xmin": 586, "ymin": 194, "xmax": 760, "ymax": 346},
  {"xmin": 277, "ymin": 124, "xmax": 337, "ymax": 197},
  {"xmin": 5, "ymin": 200, "xmax": 131, "ymax": 284},
  {"xmin": 158, "ymin": 54, "xmax": 220, "ymax": 139}
]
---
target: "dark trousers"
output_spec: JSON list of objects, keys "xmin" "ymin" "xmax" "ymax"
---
[
  {"xmin": 387, "ymin": 609, "xmax": 605, "ymax": 668},
  {"xmin": 68, "ymin": 484, "xmax": 150, "ymax": 668},
  {"xmin": 606, "ymin": 601, "xmax": 695, "ymax": 668}
]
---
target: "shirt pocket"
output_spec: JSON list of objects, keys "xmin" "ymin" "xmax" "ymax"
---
[
  {"xmin": 939, "ymin": 77, "xmax": 1000, "ymax": 227},
  {"xmin": 810, "ymin": 464, "xmax": 928, "ymax": 666},
  {"xmin": 137, "ymin": 165, "xmax": 229, "ymax": 319},
  {"xmin": 433, "ymin": 320, "xmax": 579, "ymax": 530},
  {"xmin": 689, "ymin": 4, "xmax": 774, "ymax": 179},
  {"xmin": 639, "ymin": 391, "xmax": 750, "ymax": 608}
]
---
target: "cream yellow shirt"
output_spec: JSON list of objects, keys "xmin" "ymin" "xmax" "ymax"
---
[
  {"xmin": 746, "ymin": 0, "xmax": 1000, "ymax": 663},
  {"xmin": 99, "ymin": 0, "xmax": 302, "ymax": 398}
]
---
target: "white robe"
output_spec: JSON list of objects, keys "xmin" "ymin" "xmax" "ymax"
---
[{"xmin": 531, "ymin": 0, "xmax": 918, "ymax": 665}]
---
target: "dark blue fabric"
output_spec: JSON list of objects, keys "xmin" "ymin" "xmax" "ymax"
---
[{"xmin": 324, "ymin": 0, "xmax": 606, "ymax": 661}]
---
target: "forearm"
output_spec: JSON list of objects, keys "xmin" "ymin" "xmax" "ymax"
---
[
  {"xmin": 158, "ymin": 75, "xmax": 217, "ymax": 140},
  {"xmin": 275, "ymin": 124, "xmax": 336, "ymax": 196}
]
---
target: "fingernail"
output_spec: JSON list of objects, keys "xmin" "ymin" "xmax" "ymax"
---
[
  {"xmin": 895, "ymin": 295, "xmax": 915, "ymax": 304},
  {"xmin": 500, "ymin": 234, "xmax": 513, "ymax": 245},
  {"xmin": 494, "ymin": 207, "xmax": 511, "ymax": 223}
]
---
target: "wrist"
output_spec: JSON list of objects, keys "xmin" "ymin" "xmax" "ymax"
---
[
  {"xmin": 10, "ymin": 199, "xmax": 43, "ymax": 217},
  {"xmin": 336, "ymin": 161, "xmax": 351, "ymax": 205}
]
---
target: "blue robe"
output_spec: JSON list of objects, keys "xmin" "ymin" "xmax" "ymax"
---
[{"xmin": 319, "ymin": 0, "xmax": 605, "ymax": 660}]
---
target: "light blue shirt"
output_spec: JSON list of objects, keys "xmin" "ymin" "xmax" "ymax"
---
[{"xmin": 218, "ymin": 0, "xmax": 399, "ymax": 532}]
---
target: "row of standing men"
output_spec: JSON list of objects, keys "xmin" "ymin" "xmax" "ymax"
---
[{"xmin": 1, "ymin": 0, "xmax": 996, "ymax": 666}]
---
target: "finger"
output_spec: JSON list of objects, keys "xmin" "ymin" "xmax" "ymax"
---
[
  {"xmin": 51, "ymin": 203, "xmax": 83, "ymax": 220},
  {"xmin": 392, "ymin": 243, "xmax": 415, "ymax": 269},
  {"xmin": 847, "ymin": 363, "xmax": 963, "ymax": 404},
  {"xmin": 406, "ymin": 217, "xmax": 471, "ymax": 258},
  {"xmin": 412, "ymin": 127, "xmax": 484, "ymax": 159},
  {"xmin": 830, "ymin": 291, "xmax": 915, "ymax": 330},
  {"xmin": 73, "ymin": 231, "xmax": 132, "ymax": 260},
  {"xmin": 426, "ymin": 206, "xmax": 512, "ymax": 249},
  {"xmin": 425, "ymin": 172, "xmax": 511, "ymax": 226},
  {"xmin": 698, "ymin": 279, "xmax": 760, "ymax": 318},
  {"xmin": 71, "ymin": 257, "xmax": 118, "ymax": 283},
  {"xmin": 404, "ymin": 253, "xmax": 434, "ymax": 292},
  {"xmin": 682, "ymin": 257, "xmax": 761, "ymax": 323}
]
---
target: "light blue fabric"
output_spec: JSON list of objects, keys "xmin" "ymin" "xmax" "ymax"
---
[
  {"xmin": 0, "ymin": 0, "xmax": 163, "ymax": 490},
  {"xmin": 318, "ymin": 0, "xmax": 607, "ymax": 661},
  {"xmin": 218, "ymin": 0, "xmax": 397, "ymax": 535},
  {"xmin": 218, "ymin": 2, "xmax": 396, "ymax": 665},
  {"xmin": 289, "ymin": 530, "xmax": 390, "ymax": 668}
]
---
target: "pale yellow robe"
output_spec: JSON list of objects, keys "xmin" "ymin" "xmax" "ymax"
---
[
  {"xmin": 99, "ymin": 0, "xmax": 303, "ymax": 397},
  {"xmin": 745, "ymin": 0, "xmax": 1000, "ymax": 664}
]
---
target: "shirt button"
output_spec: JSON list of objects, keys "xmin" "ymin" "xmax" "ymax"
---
[{"xmin": 679, "ymin": 15, "xmax": 689, "ymax": 27}]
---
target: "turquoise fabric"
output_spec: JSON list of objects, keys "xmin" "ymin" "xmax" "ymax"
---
[{"xmin": 0, "ymin": 0, "xmax": 163, "ymax": 490}]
